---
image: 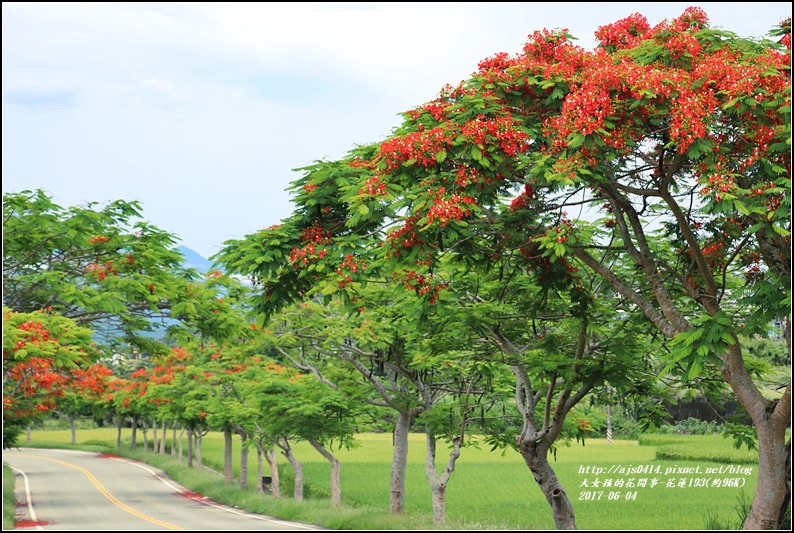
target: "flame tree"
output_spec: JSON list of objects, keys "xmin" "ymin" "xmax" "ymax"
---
[
  {"xmin": 215, "ymin": 8, "xmax": 790, "ymax": 529},
  {"xmin": 3, "ymin": 189, "xmax": 199, "ymax": 356},
  {"xmin": 3, "ymin": 307, "xmax": 99, "ymax": 447}
]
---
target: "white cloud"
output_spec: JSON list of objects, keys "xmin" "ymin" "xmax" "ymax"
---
[{"xmin": 3, "ymin": 2, "xmax": 791, "ymax": 258}]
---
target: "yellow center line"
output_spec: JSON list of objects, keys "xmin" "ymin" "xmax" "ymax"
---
[{"xmin": 15, "ymin": 453, "xmax": 183, "ymax": 530}]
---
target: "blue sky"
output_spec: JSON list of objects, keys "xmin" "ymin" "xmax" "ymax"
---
[{"xmin": 3, "ymin": 2, "xmax": 791, "ymax": 259}]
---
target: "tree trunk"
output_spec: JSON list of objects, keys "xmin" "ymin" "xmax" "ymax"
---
[
  {"xmin": 171, "ymin": 421, "xmax": 178, "ymax": 456},
  {"xmin": 743, "ymin": 417, "xmax": 789, "ymax": 529},
  {"xmin": 68, "ymin": 415, "xmax": 76, "ymax": 445},
  {"xmin": 429, "ymin": 482, "xmax": 447, "ymax": 526},
  {"xmin": 223, "ymin": 427, "xmax": 234, "ymax": 484},
  {"xmin": 152, "ymin": 418, "xmax": 157, "ymax": 452},
  {"xmin": 278, "ymin": 438, "xmax": 303, "ymax": 501},
  {"xmin": 26, "ymin": 424, "xmax": 32, "ymax": 443},
  {"xmin": 390, "ymin": 410, "xmax": 412, "ymax": 514},
  {"xmin": 424, "ymin": 431, "xmax": 463, "ymax": 525},
  {"xmin": 177, "ymin": 425, "xmax": 184, "ymax": 461},
  {"xmin": 130, "ymin": 417, "xmax": 137, "ymax": 450},
  {"xmin": 308, "ymin": 438, "xmax": 341, "ymax": 506},
  {"xmin": 195, "ymin": 432, "xmax": 203, "ymax": 469},
  {"xmin": 186, "ymin": 427, "xmax": 193, "ymax": 468},
  {"xmin": 779, "ymin": 438, "xmax": 792, "ymax": 530},
  {"xmin": 115, "ymin": 416, "xmax": 122, "ymax": 450},
  {"xmin": 266, "ymin": 445, "xmax": 281, "ymax": 498},
  {"xmin": 257, "ymin": 446, "xmax": 265, "ymax": 494},
  {"xmin": 141, "ymin": 420, "xmax": 149, "ymax": 452},
  {"xmin": 718, "ymin": 343, "xmax": 791, "ymax": 530},
  {"xmin": 239, "ymin": 434, "xmax": 249, "ymax": 490},
  {"xmin": 518, "ymin": 439, "xmax": 576, "ymax": 530},
  {"xmin": 160, "ymin": 419, "xmax": 167, "ymax": 455}
]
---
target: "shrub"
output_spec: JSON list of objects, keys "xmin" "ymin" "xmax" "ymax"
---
[
  {"xmin": 656, "ymin": 417, "xmax": 722, "ymax": 435},
  {"xmin": 742, "ymin": 336, "xmax": 789, "ymax": 366},
  {"xmin": 637, "ymin": 434, "xmax": 689, "ymax": 446},
  {"xmin": 655, "ymin": 442, "xmax": 758, "ymax": 464}
]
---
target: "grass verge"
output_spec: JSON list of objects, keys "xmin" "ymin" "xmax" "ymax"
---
[{"xmin": 3, "ymin": 464, "xmax": 16, "ymax": 530}]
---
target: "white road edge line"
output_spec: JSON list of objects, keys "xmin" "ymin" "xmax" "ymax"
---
[
  {"xmin": 7, "ymin": 465, "xmax": 44, "ymax": 531},
  {"xmin": 108, "ymin": 456, "xmax": 322, "ymax": 530}
]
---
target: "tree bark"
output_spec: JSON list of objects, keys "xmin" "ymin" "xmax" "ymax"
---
[
  {"xmin": 390, "ymin": 410, "xmax": 412, "ymax": 514},
  {"xmin": 779, "ymin": 438, "xmax": 792, "ymax": 530},
  {"xmin": 266, "ymin": 445, "xmax": 281, "ymax": 498},
  {"xmin": 736, "ymin": 322, "xmax": 792, "ymax": 530},
  {"xmin": 239, "ymin": 436, "xmax": 249, "ymax": 490},
  {"xmin": 160, "ymin": 419, "xmax": 167, "ymax": 455},
  {"xmin": 141, "ymin": 420, "xmax": 149, "ymax": 452},
  {"xmin": 424, "ymin": 431, "xmax": 462, "ymax": 525},
  {"xmin": 257, "ymin": 446, "xmax": 265, "ymax": 494},
  {"xmin": 130, "ymin": 417, "xmax": 137, "ymax": 450},
  {"xmin": 223, "ymin": 427, "xmax": 233, "ymax": 484},
  {"xmin": 518, "ymin": 439, "xmax": 576, "ymax": 530},
  {"xmin": 195, "ymin": 432, "xmax": 203, "ymax": 469},
  {"xmin": 308, "ymin": 438, "xmax": 341, "ymax": 506},
  {"xmin": 115, "ymin": 416, "xmax": 122, "ymax": 450},
  {"xmin": 68, "ymin": 415, "xmax": 76, "ymax": 445},
  {"xmin": 509, "ymin": 345, "xmax": 590, "ymax": 531},
  {"xmin": 277, "ymin": 437, "xmax": 303, "ymax": 501},
  {"xmin": 741, "ymin": 394, "xmax": 790, "ymax": 530},
  {"xmin": 186, "ymin": 427, "xmax": 193, "ymax": 468}
]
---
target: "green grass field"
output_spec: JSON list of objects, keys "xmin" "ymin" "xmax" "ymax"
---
[
  {"xmin": 3, "ymin": 464, "xmax": 16, "ymax": 530},
  {"xmin": 5, "ymin": 428, "xmax": 761, "ymax": 530}
]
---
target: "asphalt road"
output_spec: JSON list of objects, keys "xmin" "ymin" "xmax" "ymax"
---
[{"xmin": 3, "ymin": 448, "xmax": 325, "ymax": 531}]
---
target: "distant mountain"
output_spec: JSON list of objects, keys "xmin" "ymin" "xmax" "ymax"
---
[
  {"xmin": 178, "ymin": 245, "xmax": 215, "ymax": 273},
  {"xmin": 177, "ymin": 245, "xmax": 251, "ymax": 286}
]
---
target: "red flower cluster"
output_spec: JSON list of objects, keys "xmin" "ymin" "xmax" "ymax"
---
[
  {"xmin": 384, "ymin": 216, "xmax": 427, "ymax": 259},
  {"xmin": 396, "ymin": 270, "xmax": 447, "ymax": 304},
  {"xmin": 426, "ymin": 187, "xmax": 476, "ymax": 227},
  {"xmin": 522, "ymin": 29, "xmax": 573, "ymax": 62},
  {"xmin": 455, "ymin": 165, "xmax": 481, "ymax": 188},
  {"xmin": 379, "ymin": 126, "xmax": 453, "ymax": 171},
  {"xmin": 460, "ymin": 115, "xmax": 529, "ymax": 157},
  {"xmin": 86, "ymin": 261, "xmax": 118, "ymax": 281},
  {"xmin": 287, "ymin": 224, "xmax": 332, "ymax": 269},
  {"xmin": 408, "ymin": 97, "xmax": 451, "ymax": 122},
  {"xmin": 594, "ymin": 13, "xmax": 651, "ymax": 50},
  {"xmin": 510, "ymin": 183, "xmax": 536, "ymax": 211},
  {"xmin": 359, "ymin": 175, "xmax": 388, "ymax": 197},
  {"xmin": 336, "ymin": 254, "xmax": 367, "ymax": 288},
  {"xmin": 699, "ymin": 171, "xmax": 735, "ymax": 196}
]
